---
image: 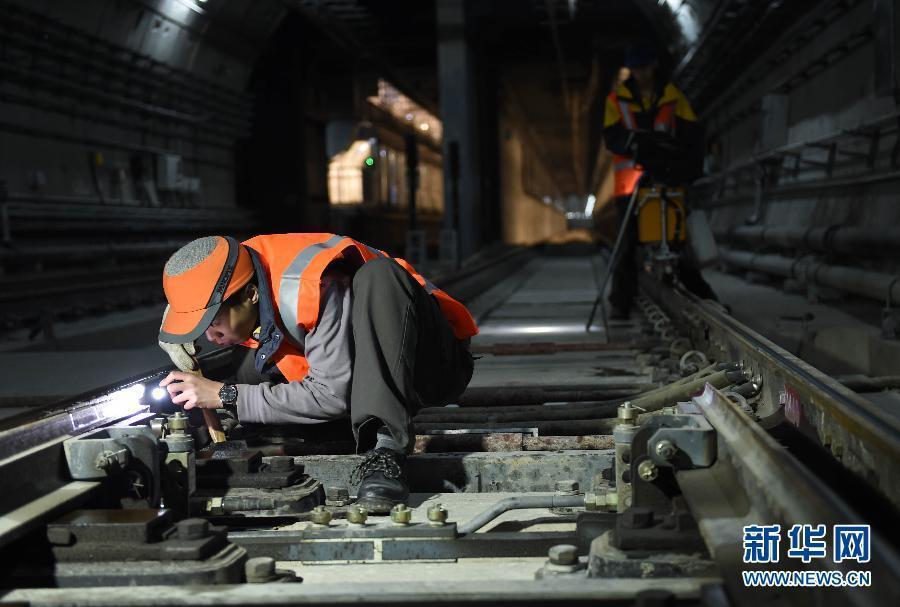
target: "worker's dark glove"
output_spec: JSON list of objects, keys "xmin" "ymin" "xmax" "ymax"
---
[{"xmin": 159, "ymin": 340, "xmax": 199, "ymax": 373}]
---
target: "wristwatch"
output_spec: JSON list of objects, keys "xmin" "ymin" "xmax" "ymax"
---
[{"xmin": 218, "ymin": 383, "xmax": 238, "ymax": 410}]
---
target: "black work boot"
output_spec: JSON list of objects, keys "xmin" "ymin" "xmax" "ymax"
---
[{"xmin": 351, "ymin": 448, "xmax": 409, "ymax": 513}]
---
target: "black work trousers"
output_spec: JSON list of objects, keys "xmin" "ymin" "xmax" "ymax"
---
[
  {"xmin": 608, "ymin": 195, "xmax": 717, "ymax": 314},
  {"xmin": 230, "ymin": 258, "xmax": 474, "ymax": 452},
  {"xmin": 349, "ymin": 257, "xmax": 474, "ymax": 452}
]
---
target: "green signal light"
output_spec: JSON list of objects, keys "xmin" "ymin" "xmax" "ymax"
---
[{"xmin": 365, "ymin": 157, "xmax": 375, "ymax": 166}]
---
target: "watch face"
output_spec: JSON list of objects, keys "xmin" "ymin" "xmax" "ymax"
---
[{"xmin": 219, "ymin": 384, "xmax": 238, "ymax": 405}]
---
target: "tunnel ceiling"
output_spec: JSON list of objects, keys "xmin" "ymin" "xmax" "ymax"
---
[
  {"xmin": 280, "ymin": 0, "xmax": 826, "ymax": 195},
  {"xmin": 673, "ymin": 0, "xmax": 822, "ymax": 115},
  {"xmin": 286, "ymin": 0, "xmax": 653, "ymax": 197},
  {"xmin": 286, "ymin": 0, "xmax": 441, "ymax": 113}
]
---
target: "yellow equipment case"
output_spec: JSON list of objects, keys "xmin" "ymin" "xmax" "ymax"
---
[{"xmin": 636, "ymin": 187, "xmax": 687, "ymax": 244}]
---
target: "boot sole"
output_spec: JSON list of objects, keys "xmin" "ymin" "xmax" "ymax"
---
[{"xmin": 355, "ymin": 496, "xmax": 404, "ymax": 514}]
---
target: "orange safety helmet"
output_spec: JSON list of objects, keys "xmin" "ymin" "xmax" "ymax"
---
[{"xmin": 159, "ymin": 236, "xmax": 254, "ymax": 344}]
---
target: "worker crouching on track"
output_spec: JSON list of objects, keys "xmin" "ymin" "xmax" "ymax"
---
[{"xmin": 156, "ymin": 234, "xmax": 478, "ymax": 512}]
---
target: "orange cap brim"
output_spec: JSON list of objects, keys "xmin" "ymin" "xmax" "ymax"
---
[{"xmin": 159, "ymin": 303, "xmax": 223, "ymax": 344}]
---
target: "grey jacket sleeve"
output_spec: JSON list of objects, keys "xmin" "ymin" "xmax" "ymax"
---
[{"xmin": 235, "ymin": 274, "xmax": 352, "ymax": 424}]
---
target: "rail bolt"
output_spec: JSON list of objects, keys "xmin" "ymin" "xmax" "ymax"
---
[
  {"xmin": 310, "ymin": 505, "xmax": 332, "ymax": 526},
  {"xmin": 268, "ymin": 456, "xmax": 295, "ymax": 472},
  {"xmin": 390, "ymin": 503, "xmax": 412, "ymax": 525},
  {"xmin": 94, "ymin": 449, "xmax": 125, "ymax": 473},
  {"xmin": 245, "ymin": 556, "xmax": 276, "ymax": 583},
  {"xmin": 637, "ymin": 460, "xmax": 658, "ymax": 482},
  {"xmin": 427, "ymin": 503, "xmax": 448, "ymax": 525},
  {"xmin": 617, "ymin": 402, "xmax": 636, "ymax": 424},
  {"xmin": 654, "ymin": 440, "xmax": 677, "ymax": 460},
  {"xmin": 346, "ymin": 505, "xmax": 368, "ymax": 525},
  {"xmin": 548, "ymin": 544, "xmax": 578, "ymax": 566},
  {"xmin": 584, "ymin": 489, "xmax": 618, "ymax": 512},
  {"xmin": 167, "ymin": 411, "xmax": 189, "ymax": 432}
]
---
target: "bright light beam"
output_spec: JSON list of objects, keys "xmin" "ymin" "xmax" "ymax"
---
[{"xmin": 102, "ymin": 384, "xmax": 148, "ymax": 418}]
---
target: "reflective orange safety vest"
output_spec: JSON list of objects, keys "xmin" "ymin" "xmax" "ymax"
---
[
  {"xmin": 240, "ymin": 233, "xmax": 479, "ymax": 382},
  {"xmin": 606, "ymin": 83, "xmax": 680, "ymax": 197}
]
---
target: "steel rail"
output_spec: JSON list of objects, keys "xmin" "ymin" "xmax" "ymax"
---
[
  {"xmin": 655, "ymin": 282, "xmax": 900, "ymax": 510},
  {"xmin": 681, "ymin": 385, "xmax": 900, "ymax": 606}
]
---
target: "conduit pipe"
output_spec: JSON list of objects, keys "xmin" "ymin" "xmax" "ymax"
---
[
  {"xmin": 458, "ymin": 494, "xmax": 585, "ymax": 534},
  {"xmin": 720, "ymin": 248, "xmax": 900, "ymax": 304},
  {"xmin": 719, "ymin": 225, "xmax": 900, "ymax": 257}
]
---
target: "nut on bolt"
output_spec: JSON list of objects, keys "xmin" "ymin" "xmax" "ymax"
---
[
  {"xmin": 346, "ymin": 504, "xmax": 368, "ymax": 525},
  {"xmin": 245, "ymin": 556, "xmax": 277, "ymax": 583},
  {"xmin": 427, "ymin": 503, "xmax": 448, "ymax": 525},
  {"xmin": 548, "ymin": 544, "xmax": 578, "ymax": 566},
  {"xmin": 637, "ymin": 460, "xmax": 658, "ymax": 482},
  {"xmin": 310, "ymin": 505, "xmax": 332, "ymax": 526},
  {"xmin": 390, "ymin": 503, "xmax": 412, "ymax": 525},
  {"xmin": 584, "ymin": 489, "xmax": 618, "ymax": 512},
  {"xmin": 94, "ymin": 449, "xmax": 125, "ymax": 473},
  {"xmin": 268, "ymin": 456, "xmax": 295, "ymax": 472},
  {"xmin": 654, "ymin": 439, "xmax": 677, "ymax": 460},
  {"xmin": 167, "ymin": 411, "xmax": 189, "ymax": 432},
  {"xmin": 617, "ymin": 401, "xmax": 636, "ymax": 424}
]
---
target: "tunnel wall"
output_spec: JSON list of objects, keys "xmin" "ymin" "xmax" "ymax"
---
[
  {"xmin": 1, "ymin": 0, "xmax": 286, "ymax": 211},
  {"xmin": 695, "ymin": 0, "xmax": 900, "ymax": 274},
  {"xmin": 498, "ymin": 111, "xmax": 569, "ymax": 245}
]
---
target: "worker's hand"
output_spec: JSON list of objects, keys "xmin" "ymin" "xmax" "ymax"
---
[
  {"xmin": 159, "ymin": 371, "xmax": 224, "ymax": 410},
  {"xmin": 159, "ymin": 340, "xmax": 199, "ymax": 373}
]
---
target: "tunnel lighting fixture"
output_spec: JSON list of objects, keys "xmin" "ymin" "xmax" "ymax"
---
[
  {"xmin": 150, "ymin": 387, "xmax": 168, "ymax": 401},
  {"xmin": 585, "ymin": 194, "xmax": 596, "ymax": 216},
  {"xmin": 368, "ymin": 79, "xmax": 442, "ymax": 142}
]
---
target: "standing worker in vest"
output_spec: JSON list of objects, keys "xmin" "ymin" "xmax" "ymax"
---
[
  {"xmin": 156, "ymin": 234, "xmax": 477, "ymax": 512},
  {"xmin": 603, "ymin": 41, "xmax": 716, "ymax": 319}
]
